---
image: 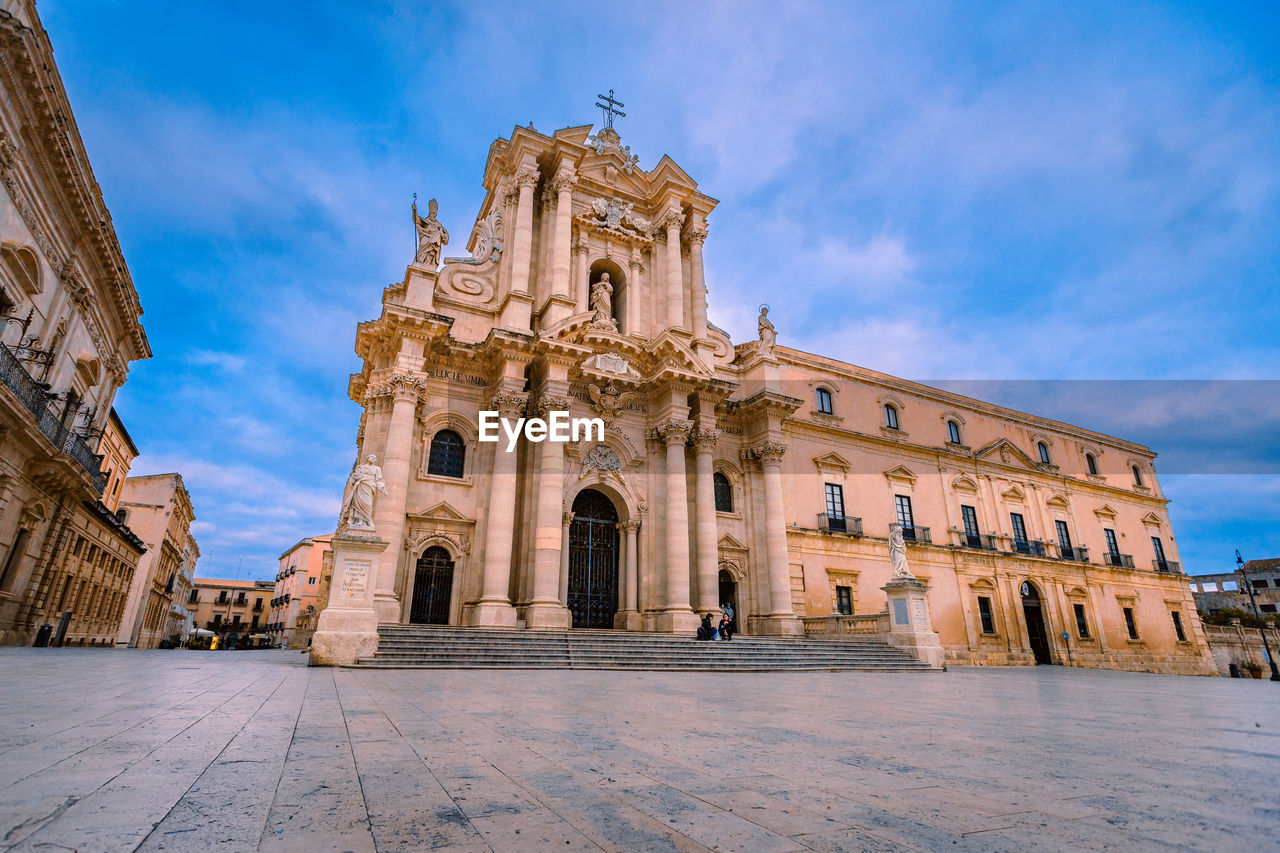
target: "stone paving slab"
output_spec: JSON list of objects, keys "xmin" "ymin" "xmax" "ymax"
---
[{"xmin": 0, "ymin": 648, "xmax": 1276, "ymax": 852}]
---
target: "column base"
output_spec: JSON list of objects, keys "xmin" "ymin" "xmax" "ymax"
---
[
  {"xmin": 755, "ymin": 615, "xmax": 805, "ymax": 637},
  {"xmin": 373, "ymin": 593, "xmax": 402, "ymax": 624},
  {"xmin": 310, "ymin": 606, "xmax": 379, "ymax": 666},
  {"xmin": 652, "ymin": 609, "xmax": 701, "ymax": 634},
  {"xmin": 523, "ymin": 601, "xmax": 571, "ymax": 630},
  {"xmin": 614, "ymin": 609, "xmax": 644, "ymax": 631},
  {"xmin": 466, "ymin": 600, "xmax": 519, "ymax": 627}
]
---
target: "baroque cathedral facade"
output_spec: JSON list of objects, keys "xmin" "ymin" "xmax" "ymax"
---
[{"xmin": 336, "ymin": 116, "xmax": 1214, "ymax": 674}]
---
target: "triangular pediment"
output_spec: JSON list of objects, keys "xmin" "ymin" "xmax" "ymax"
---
[
  {"xmin": 1045, "ymin": 493, "xmax": 1070, "ymax": 509},
  {"xmin": 951, "ymin": 474, "xmax": 979, "ymax": 492},
  {"xmin": 650, "ymin": 155, "xmax": 698, "ymax": 191},
  {"xmin": 1141, "ymin": 512, "xmax": 1163, "ymax": 527},
  {"xmin": 718, "ymin": 533, "xmax": 747, "ymax": 552},
  {"xmin": 883, "ymin": 464, "xmax": 917, "ymax": 485},
  {"xmin": 813, "ymin": 452, "xmax": 851, "ymax": 472},
  {"xmin": 420, "ymin": 501, "xmax": 468, "ymax": 521},
  {"xmin": 1093, "ymin": 503, "xmax": 1118, "ymax": 520},
  {"xmin": 551, "ymin": 124, "xmax": 593, "ymax": 145},
  {"xmin": 1001, "ymin": 484, "xmax": 1026, "ymax": 502},
  {"xmin": 975, "ymin": 439, "xmax": 1041, "ymax": 471}
]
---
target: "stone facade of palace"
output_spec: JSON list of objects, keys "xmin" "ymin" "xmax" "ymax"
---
[
  {"xmin": 321, "ymin": 117, "xmax": 1215, "ymax": 675},
  {"xmin": 115, "ymin": 473, "xmax": 194, "ymax": 648},
  {"xmin": 0, "ymin": 1, "xmax": 152, "ymax": 646},
  {"xmin": 269, "ymin": 534, "xmax": 331, "ymax": 649},
  {"xmin": 189, "ymin": 578, "xmax": 273, "ymax": 643}
]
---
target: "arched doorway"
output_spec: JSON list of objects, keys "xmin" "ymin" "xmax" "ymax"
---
[
  {"xmin": 567, "ymin": 489, "xmax": 619, "ymax": 628},
  {"xmin": 1020, "ymin": 580, "xmax": 1053, "ymax": 664},
  {"xmin": 410, "ymin": 546, "xmax": 454, "ymax": 625},
  {"xmin": 718, "ymin": 568, "xmax": 739, "ymax": 634}
]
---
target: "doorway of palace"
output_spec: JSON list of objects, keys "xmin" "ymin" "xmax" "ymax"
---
[
  {"xmin": 409, "ymin": 546, "xmax": 454, "ymax": 625},
  {"xmin": 718, "ymin": 568, "xmax": 739, "ymax": 634},
  {"xmin": 1020, "ymin": 580, "xmax": 1053, "ymax": 664},
  {"xmin": 567, "ymin": 489, "xmax": 619, "ymax": 629}
]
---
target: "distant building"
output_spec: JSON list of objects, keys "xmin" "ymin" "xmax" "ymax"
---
[
  {"xmin": 189, "ymin": 578, "xmax": 273, "ymax": 645},
  {"xmin": 269, "ymin": 535, "xmax": 332, "ymax": 649},
  {"xmin": 116, "ymin": 474, "xmax": 195, "ymax": 648},
  {"xmin": 0, "ymin": 2, "xmax": 150, "ymax": 646},
  {"xmin": 166, "ymin": 533, "xmax": 199, "ymax": 645},
  {"xmin": 1190, "ymin": 559, "xmax": 1280, "ymax": 618}
]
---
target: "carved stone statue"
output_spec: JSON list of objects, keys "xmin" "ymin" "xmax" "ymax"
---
[
  {"xmin": 588, "ymin": 273, "xmax": 618, "ymax": 330},
  {"xmin": 587, "ymin": 381, "xmax": 637, "ymax": 426},
  {"xmin": 339, "ymin": 455, "xmax": 386, "ymax": 532},
  {"xmin": 888, "ymin": 523, "xmax": 914, "ymax": 579},
  {"xmin": 758, "ymin": 305, "xmax": 777, "ymax": 356},
  {"xmin": 412, "ymin": 197, "xmax": 449, "ymax": 266}
]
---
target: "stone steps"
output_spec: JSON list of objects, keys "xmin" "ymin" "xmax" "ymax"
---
[{"xmin": 352, "ymin": 626, "xmax": 935, "ymax": 671}]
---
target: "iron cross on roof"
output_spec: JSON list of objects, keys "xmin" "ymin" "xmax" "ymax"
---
[{"xmin": 595, "ymin": 89, "xmax": 626, "ymax": 130}]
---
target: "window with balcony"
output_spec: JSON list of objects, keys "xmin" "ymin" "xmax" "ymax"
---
[
  {"xmin": 1011, "ymin": 512, "xmax": 1028, "ymax": 549},
  {"xmin": 816, "ymin": 387, "xmax": 833, "ymax": 415},
  {"xmin": 1056, "ymin": 520, "xmax": 1076, "ymax": 560},
  {"xmin": 1152, "ymin": 537, "xmax": 1171, "ymax": 572},
  {"xmin": 188, "ymin": 589, "xmax": 199, "ymax": 604},
  {"xmin": 1073, "ymin": 603, "xmax": 1090, "ymax": 639},
  {"xmin": 977, "ymin": 596, "xmax": 995, "ymax": 634},
  {"xmin": 427, "ymin": 429, "xmax": 466, "ymax": 478},
  {"xmin": 960, "ymin": 505, "xmax": 987, "ymax": 549},
  {"xmin": 884, "ymin": 404, "xmax": 899, "ymax": 430},
  {"xmin": 714, "ymin": 472, "xmax": 733, "ymax": 513},
  {"xmin": 824, "ymin": 483, "xmax": 847, "ymax": 531}
]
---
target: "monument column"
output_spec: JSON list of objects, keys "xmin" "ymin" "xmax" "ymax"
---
[
  {"xmin": 691, "ymin": 427, "xmax": 721, "ymax": 614},
  {"xmin": 526, "ymin": 395, "xmax": 573, "ymax": 629},
  {"xmin": 655, "ymin": 419, "xmax": 698, "ymax": 632},
  {"xmin": 370, "ymin": 375, "xmax": 423, "ymax": 623},
  {"xmin": 470, "ymin": 390, "xmax": 526, "ymax": 627},
  {"xmin": 618, "ymin": 521, "xmax": 640, "ymax": 630},
  {"xmin": 754, "ymin": 442, "xmax": 803, "ymax": 635},
  {"xmin": 688, "ymin": 225, "xmax": 709, "ymax": 342},
  {"xmin": 662, "ymin": 209, "xmax": 685, "ymax": 329}
]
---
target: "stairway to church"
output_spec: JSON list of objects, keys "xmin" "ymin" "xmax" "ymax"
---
[{"xmin": 352, "ymin": 626, "xmax": 937, "ymax": 671}]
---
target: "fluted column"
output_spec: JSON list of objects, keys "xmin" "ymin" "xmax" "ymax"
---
[
  {"xmin": 471, "ymin": 390, "xmax": 525, "ymax": 626},
  {"xmin": 550, "ymin": 172, "xmax": 575, "ymax": 297},
  {"xmin": 688, "ymin": 226, "xmax": 709, "ymax": 341},
  {"xmin": 369, "ymin": 375, "xmax": 424, "ymax": 623},
  {"xmin": 573, "ymin": 235, "xmax": 590, "ymax": 312},
  {"xmin": 509, "ymin": 167, "xmax": 539, "ymax": 296},
  {"xmin": 692, "ymin": 428, "xmax": 721, "ymax": 614},
  {"xmin": 654, "ymin": 419, "xmax": 698, "ymax": 632},
  {"xmin": 559, "ymin": 511, "xmax": 573, "ymax": 607},
  {"xmin": 526, "ymin": 395, "xmax": 572, "ymax": 629},
  {"xmin": 621, "ymin": 522, "xmax": 639, "ymax": 614},
  {"xmin": 662, "ymin": 209, "xmax": 685, "ymax": 329},
  {"xmin": 753, "ymin": 441, "xmax": 801, "ymax": 633}
]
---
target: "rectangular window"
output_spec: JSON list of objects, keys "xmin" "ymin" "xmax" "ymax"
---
[
  {"xmin": 1261, "ymin": 603, "xmax": 1277, "ymax": 614},
  {"xmin": 1151, "ymin": 536, "xmax": 1167, "ymax": 562},
  {"xmin": 1073, "ymin": 603, "xmax": 1090, "ymax": 638},
  {"xmin": 835, "ymin": 586, "xmax": 852, "ymax": 615},
  {"xmin": 1055, "ymin": 520, "xmax": 1072, "ymax": 551},
  {"xmin": 212, "ymin": 613, "xmax": 222, "ymax": 626},
  {"xmin": 824, "ymin": 483, "xmax": 845, "ymax": 519},
  {"xmin": 308, "ymin": 576, "xmax": 317, "ymax": 585},
  {"xmin": 961, "ymin": 505, "xmax": 980, "ymax": 538},
  {"xmin": 816, "ymin": 387, "xmax": 833, "ymax": 414},
  {"xmin": 1171, "ymin": 610, "xmax": 1186, "ymax": 642},
  {"xmin": 1010, "ymin": 513, "xmax": 1028, "ymax": 544},
  {"xmin": 977, "ymin": 596, "xmax": 995, "ymax": 634},
  {"xmin": 232, "ymin": 613, "xmax": 241, "ymax": 625},
  {"xmin": 895, "ymin": 494, "xmax": 915, "ymax": 530},
  {"xmin": 1104, "ymin": 528, "xmax": 1119, "ymax": 556},
  {"xmin": 1123, "ymin": 606, "xmax": 1139, "ymax": 640},
  {"xmin": 948, "ymin": 420, "xmax": 962, "ymax": 444},
  {"xmin": 1252, "ymin": 578, "xmax": 1268, "ymax": 590}
]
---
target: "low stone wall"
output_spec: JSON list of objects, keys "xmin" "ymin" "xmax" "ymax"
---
[
  {"xmin": 800, "ymin": 611, "xmax": 889, "ymax": 638},
  {"xmin": 1203, "ymin": 623, "xmax": 1280, "ymax": 677}
]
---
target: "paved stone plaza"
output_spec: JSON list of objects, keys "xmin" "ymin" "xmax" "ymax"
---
[{"xmin": 0, "ymin": 650, "xmax": 1275, "ymax": 852}]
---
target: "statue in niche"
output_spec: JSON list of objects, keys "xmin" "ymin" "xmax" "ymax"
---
[
  {"xmin": 339, "ymin": 455, "xmax": 386, "ymax": 533},
  {"xmin": 757, "ymin": 304, "xmax": 777, "ymax": 356},
  {"xmin": 888, "ymin": 523, "xmax": 915, "ymax": 579},
  {"xmin": 588, "ymin": 273, "xmax": 618, "ymax": 330},
  {"xmin": 412, "ymin": 196, "xmax": 449, "ymax": 266}
]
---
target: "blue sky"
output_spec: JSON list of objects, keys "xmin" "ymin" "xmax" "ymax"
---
[{"xmin": 40, "ymin": 1, "xmax": 1280, "ymax": 578}]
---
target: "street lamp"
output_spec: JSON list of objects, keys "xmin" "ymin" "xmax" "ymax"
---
[{"xmin": 1237, "ymin": 550, "xmax": 1280, "ymax": 681}]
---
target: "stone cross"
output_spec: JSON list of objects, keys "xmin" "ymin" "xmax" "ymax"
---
[{"xmin": 595, "ymin": 90, "xmax": 626, "ymax": 130}]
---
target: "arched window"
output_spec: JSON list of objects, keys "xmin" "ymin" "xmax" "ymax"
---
[
  {"xmin": 815, "ymin": 387, "xmax": 833, "ymax": 415},
  {"xmin": 427, "ymin": 429, "xmax": 465, "ymax": 478},
  {"xmin": 1037, "ymin": 442, "xmax": 1051, "ymax": 464},
  {"xmin": 714, "ymin": 472, "xmax": 733, "ymax": 513},
  {"xmin": 884, "ymin": 404, "xmax": 899, "ymax": 430},
  {"xmin": 947, "ymin": 420, "xmax": 961, "ymax": 444},
  {"xmin": 1086, "ymin": 453, "xmax": 1098, "ymax": 476},
  {"xmin": 1132, "ymin": 464, "xmax": 1143, "ymax": 487}
]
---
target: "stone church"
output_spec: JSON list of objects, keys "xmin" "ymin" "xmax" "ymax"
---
[{"xmin": 323, "ymin": 110, "xmax": 1215, "ymax": 674}]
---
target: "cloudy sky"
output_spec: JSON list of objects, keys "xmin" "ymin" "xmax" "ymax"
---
[{"xmin": 42, "ymin": 1, "xmax": 1279, "ymax": 578}]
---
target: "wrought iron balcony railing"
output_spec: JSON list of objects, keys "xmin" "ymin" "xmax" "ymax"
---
[
  {"xmin": 901, "ymin": 525, "xmax": 931, "ymax": 544},
  {"xmin": 1154, "ymin": 559, "xmax": 1181, "ymax": 573},
  {"xmin": 1013, "ymin": 539, "xmax": 1047, "ymax": 557},
  {"xmin": 962, "ymin": 533, "xmax": 998, "ymax": 550},
  {"xmin": 1104, "ymin": 552, "xmax": 1135, "ymax": 568},
  {"xmin": 818, "ymin": 513, "xmax": 863, "ymax": 535},
  {"xmin": 1059, "ymin": 545, "xmax": 1090, "ymax": 562}
]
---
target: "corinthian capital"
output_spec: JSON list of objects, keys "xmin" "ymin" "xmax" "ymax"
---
[
  {"xmin": 514, "ymin": 166, "xmax": 541, "ymax": 189},
  {"xmin": 691, "ymin": 427, "xmax": 720, "ymax": 452},
  {"xmin": 661, "ymin": 209, "xmax": 686, "ymax": 231},
  {"xmin": 686, "ymin": 225, "xmax": 708, "ymax": 246},
  {"xmin": 365, "ymin": 374, "xmax": 426, "ymax": 404},
  {"xmin": 749, "ymin": 441, "xmax": 787, "ymax": 465},
  {"xmin": 657, "ymin": 418, "xmax": 694, "ymax": 445},
  {"xmin": 550, "ymin": 170, "xmax": 577, "ymax": 193},
  {"xmin": 535, "ymin": 394, "xmax": 574, "ymax": 418},
  {"xmin": 488, "ymin": 390, "xmax": 528, "ymax": 419}
]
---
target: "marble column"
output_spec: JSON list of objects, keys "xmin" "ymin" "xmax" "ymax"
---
[
  {"xmin": 618, "ymin": 521, "xmax": 640, "ymax": 629},
  {"xmin": 370, "ymin": 375, "xmax": 423, "ymax": 624},
  {"xmin": 655, "ymin": 419, "xmax": 698, "ymax": 632},
  {"xmin": 688, "ymin": 225, "xmax": 709, "ymax": 341},
  {"xmin": 559, "ymin": 511, "xmax": 573, "ymax": 607},
  {"xmin": 754, "ymin": 442, "xmax": 802, "ymax": 634},
  {"xmin": 470, "ymin": 390, "xmax": 525, "ymax": 626},
  {"xmin": 691, "ymin": 428, "xmax": 721, "ymax": 614},
  {"xmin": 573, "ymin": 236, "xmax": 590, "ymax": 312},
  {"xmin": 550, "ymin": 171, "xmax": 575, "ymax": 298},
  {"xmin": 662, "ymin": 209, "xmax": 685, "ymax": 330},
  {"xmin": 526, "ymin": 395, "xmax": 572, "ymax": 629},
  {"xmin": 509, "ymin": 167, "xmax": 539, "ymax": 296}
]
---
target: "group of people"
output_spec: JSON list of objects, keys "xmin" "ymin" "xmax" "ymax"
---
[{"xmin": 696, "ymin": 603, "xmax": 735, "ymax": 641}]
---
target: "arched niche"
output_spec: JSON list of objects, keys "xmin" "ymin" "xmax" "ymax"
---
[{"xmin": 588, "ymin": 257, "xmax": 628, "ymax": 333}]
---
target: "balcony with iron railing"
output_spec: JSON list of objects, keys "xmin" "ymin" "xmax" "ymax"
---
[
  {"xmin": 817, "ymin": 514, "xmax": 863, "ymax": 535},
  {"xmin": 1153, "ymin": 559, "xmax": 1181, "ymax": 573},
  {"xmin": 1058, "ymin": 545, "xmax": 1090, "ymax": 563},
  {"xmin": 1013, "ymin": 539, "xmax": 1047, "ymax": 557},
  {"xmin": 0, "ymin": 342, "xmax": 107, "ymax": 492},
  {"xmin": 1104, "ymin": 552, "xmax": 1135, "ymax": 568},
  {"xmin": 960, "ymin": 532, "xmax": 998, "ymax": 551},
  {"xmin": 901, "ymin": 525, "xmax": 931, "ymax": 544}
]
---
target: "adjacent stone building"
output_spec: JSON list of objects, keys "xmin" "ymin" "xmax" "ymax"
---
[
  {"xmin": 0, "ymin": 1, "xmax": 151, "ymax": 645},
  {"xmin": 115, "ymin": 473, "xmax": 194, "ymax": 648},
  {"xmin": 1190, "ymin": 560, "xmax": 1280, "ymax": 619},
  {"xmin": 319, "ymin": 115, "xmax": 1216, "ymax": 674},
  {"xmin": 189, "ymin": 577, "xmax": 273, "ymax": 643},
  {"xmin": 269, "ymin": 534, "xmax": 331, "ymax": 648}
]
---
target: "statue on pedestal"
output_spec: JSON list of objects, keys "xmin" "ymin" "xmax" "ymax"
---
[
  {"xmin": 758, "ymin": 304, "xmax": 776, "ymax": 356},
  {"xmin": 588, "ymin": 273, "xmax": 618, "ymax": 330},
  {"xmin": 339, "ymin": 455, "xmax": 386, "ymax": 533},
  {"xmin": 412, "ymin": 196, "xmax": 449, "ymax": 266},
  {"xmin": 888, "ymin": 523, "xmax": 915, "ymax": 579}
]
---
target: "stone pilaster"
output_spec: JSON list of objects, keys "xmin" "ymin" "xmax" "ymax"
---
[
  {"xmin": 750, "ymin": 441, "xmax": 803, "ymax": 635},
  {"xmin": 558, "ymin": 511, "xmax": 573, "ymax": 609},
  {"xmin": 366, "ymin": 374, "xmax": 424, "ymax": 624},
  {"xmin": 469, "ymin": 389, "xmax": 526, "ymax": 626},
  {"xmin": 617, "ymin": 521, "xmax": 641, "ymax": 630},
  {"xmin": 550, "ymin": 171, "xmax": 575, "ymax": 297},
  {"xmin": 572, "ymin": 234, "xmax": 590, "ymax": 313},
  {"xmin": 525, "ymin": 394, "xmax": 572, "ymax": 629},
  {"xmin": 691, "ymin": 427, "xmax": 721, "ymax": 614},
  {"xmin": 662, "ymin": 209, "xmax": 685, "ymax": 330},
  {"xmin": 500, "ymin": 166, "xmax": 538, "ymax": 331},
  {"xmin": 653, "ymin": 418, "xmax": 698, "ymax": 632}
]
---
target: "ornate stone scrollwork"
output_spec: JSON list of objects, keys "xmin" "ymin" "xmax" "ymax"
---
[
  {"xmin": 748, "ymin": 441, "xmax": 788, "ymax": 465},
  {"xmin": 514, "ymin": 166, "xmax": 541, "ymax": 189},
  {"xmin": 550, "ymin": 170, "xmax": 577, "ymax": 193},
  {"xmin": 587, "ymin": 382, "xmax": 637, "ymax": 427},
  {"xmin": 690, "ymin": 427, "xmax": 720, "ymax": 452},
  {"xmin": 562, "ymin": 511, "xmax": 575, "ymax": 527},
  {"xmin": 618, "ymin": 520, "xmax": 640, "ymax": 535},
  {"xmin": 404, "ymin": 528, "xmax": 471, "ymax": 558},
  {"xmin": 583, "ymin": 444, "xmax": 622, "ymax": 471},
  {"xmin": 660, "ymin": 209, "xmax": 686, "ymax": 232},
  {"xmin": 487, "ymin": 389, "xmax": 528, "ymax": 419},
  {"xmin": 535, "ymin": 394, "xmax": 574, "ymax": 419},
  {"xmin": 686, "ymin": 225, "xmax": 708, "ymax": 245},
  {"xmin": 657, "ymin": 418, "xmax": 694, "ymax": 445}
]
